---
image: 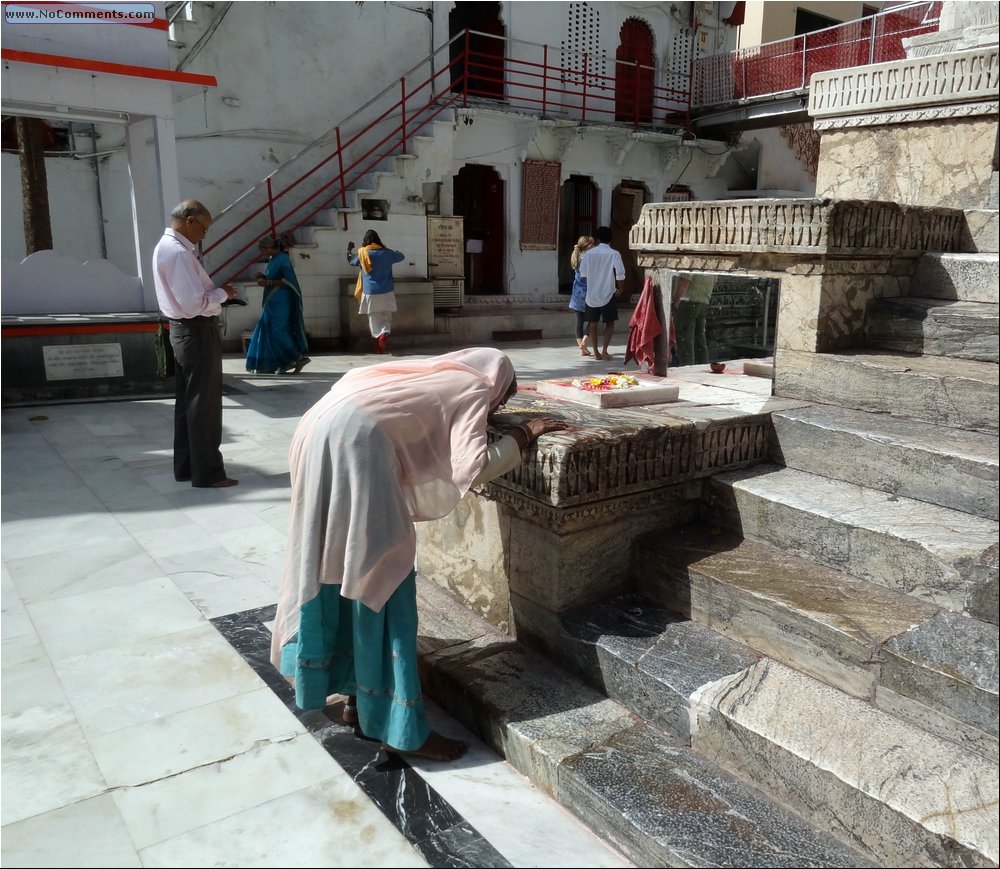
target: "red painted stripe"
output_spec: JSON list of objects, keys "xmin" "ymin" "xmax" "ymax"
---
[
  {"xmin": 1, "ymin": 48, "xmax": 217, "ymax": 87},
  {"xmin": 2, "ymin": 322, "xmax": 163, "ymax": 337},
  {"xmin": 1, "ymin": 2, "xmax": 169, "ymax": 30}
]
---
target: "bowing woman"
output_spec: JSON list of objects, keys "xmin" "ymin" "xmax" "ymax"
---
[{"xmin": 270, "ymin": 348, "xmax": 569, "ymax": 761}]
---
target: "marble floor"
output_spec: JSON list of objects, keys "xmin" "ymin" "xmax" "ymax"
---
[{"xmin": 1, "ymin": 339, "xmax": 778, "ymax": 867}]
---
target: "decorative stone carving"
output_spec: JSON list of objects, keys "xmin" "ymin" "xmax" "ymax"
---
[
  {"xmin": 813, "ymin": 101, "xmax": 998, "ymax": 130},
  {"xmin": 482, "ymin": 392, "xmax": 773, "ymax": 510},
  {"xmin": 629, "ymin": 199, "xmax": 965, "ymax": 257},
  {"xmin": 779, "ymin": 123, "xmax": 820, "ymax": 181},
  {"xmin": 809, "ymin": 47, "xmax": 999, "ymax": 120}
]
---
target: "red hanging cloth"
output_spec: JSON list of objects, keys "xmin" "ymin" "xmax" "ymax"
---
[{"xmin": 624, "ymin": 275, "xmax": 663, "ymax": 372}]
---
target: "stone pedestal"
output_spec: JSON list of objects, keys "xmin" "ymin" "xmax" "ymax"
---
[{"xmin": 415, "ymin": 389, "xmax": 772, "ymax": 637}]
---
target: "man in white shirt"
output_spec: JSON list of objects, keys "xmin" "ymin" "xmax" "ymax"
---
[
  {"xmin": 578, "ymin": 226, "xmax": 626, "ymax": 361},
  {"xmin": 152, "ymin": 200, "xmax": 239, "ymax": 488}
]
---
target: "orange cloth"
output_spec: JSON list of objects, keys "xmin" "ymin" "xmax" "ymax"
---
[{"xmin": 624, "ymin": 275, "xmax": 663, "ymax": 372}]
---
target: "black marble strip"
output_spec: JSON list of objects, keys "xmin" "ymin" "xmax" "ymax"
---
[{"xmin": 211, "ymin": 605, "xmax": 513, "ymax": 869}]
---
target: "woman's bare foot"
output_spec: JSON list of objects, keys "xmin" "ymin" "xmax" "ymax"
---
[
  {"xmin": 579, "ymin": 346, "xmax": 592, "ymax": 356},
  {"xmin": 383, "ymin": 730, "xmax": 468, "ymax": 761},
  {"xmin": 599, "ymin": 351, "xmax": 613, "ymax": 360}
]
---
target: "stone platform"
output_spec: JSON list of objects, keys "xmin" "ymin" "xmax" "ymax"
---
[{"xmin": 415, "ymin": 364, "xmax": 803, "ymax": 633}]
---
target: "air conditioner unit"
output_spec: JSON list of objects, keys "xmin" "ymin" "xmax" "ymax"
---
[{"xmin": 432, "ymin": 279, "xmax": 464, "ymax": 309}]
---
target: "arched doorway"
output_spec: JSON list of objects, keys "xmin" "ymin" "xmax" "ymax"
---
[
  {"xmin": 615, "ymin": 18, "xmax": 654, "ymax": 124},
  {"xmin": 454, "ymin": 164, "xmax": 505, "ymax": 294},
  {"xmin": 449, "ymin": 2, "xmax": 506, "ymax": 100},
  {"xmin": 558, "ymin": 175, "xmax": 598, "ymax": 293}
]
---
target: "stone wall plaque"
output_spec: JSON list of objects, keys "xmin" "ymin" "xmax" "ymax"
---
[
  {"xmin": 519, "ymin": 159, "xmax": 561, "ymax": 250},
  {"xmin": 43, "ymin": 343, "xmax": 124, "ymax": 380}
]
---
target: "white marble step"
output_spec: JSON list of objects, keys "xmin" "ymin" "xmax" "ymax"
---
[
  {"xmin": 864, "ymin": 297, "xmax": 999, "ymax": 363},
  {"xmin": 706, "ymin": 464, "xmax": 999, "ymax": 624},
  {"xmin": 912, "ymin": 252, "xmax": 999, "ymax": 302},
  {"xmin": 634, "ymin": 524, "xmax": 999, "ymax": 761},
  {"xmin": 692, "ymin": 660, "xmax": 998, "ymax": 867},
  {"xmin": 773, "ymin": 348, "xmax": 999, "ymax": 433},
  {"xmin": 771, "ymin": 403, "xmax": 999, "ymax": 520}
]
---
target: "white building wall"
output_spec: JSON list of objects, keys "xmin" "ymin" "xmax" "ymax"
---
[
  {"xmin": 168, "ymin": 2, "xmax": 432, "ymax": 218},
  {"xmin": 1, "ymin": 152, "xmax": 104, "ymax": 262},
  {"xmin": 752, "ymin": 127, "xmax": 816, "ymax": 195},
  {"xmin": 3, "ymin": 1, "xmax": 747, "ymax": 316}
]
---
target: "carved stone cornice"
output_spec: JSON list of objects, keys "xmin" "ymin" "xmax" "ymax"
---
[
  {"xmin": 813, "ymin": 100, "xmax": 999, "ymax": 130},
  {"xmin": 629, "ymin": 198, "xmax": 965, "ymax": 258},
  {"xmin": 476, "ymin": 480, "xmax": 695, "ymax": 532},
  {"xmin": 481, "ymin": 407, "xmax": 772, "ymax": 512}
]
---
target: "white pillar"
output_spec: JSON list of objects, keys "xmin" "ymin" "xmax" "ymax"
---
[{"xmin": 126, "ymin": 114, "xmax": 180, "ymax": 310}]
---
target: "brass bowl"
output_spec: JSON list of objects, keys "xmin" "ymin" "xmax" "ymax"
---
[{"xmin": 709, "ymin": 362, "xmax": 726, "ymax": 373}]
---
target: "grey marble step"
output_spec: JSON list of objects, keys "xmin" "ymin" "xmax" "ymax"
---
[
  {"xmin": 771, "ymin": 404, "xmax": 999, "ymax": 520},
  {"xmin": 693, "ymin": 660, "xmax": 998, "ymax": 868},
  {"xmin": 864, "ymin": 297, "xmax": 999, "ymax": 363},
  {"xmin": 773, "ymin": 348, "xmax": 999, "ymax": 433},
  {"xmin": 414, "ymin": 580, "xmax": 874, "ymax": 869},
  {"xmin": 911, "ymin": 252, "xmax": 999, "ymax": 302},
  {"xmin": 706, "ymin": 464, "xmax": 999, "ymax": 625},
  {"xmin": 555, "ymin": 594, "xmax": 761, "ymax": 741},
  {"xmin": 632, "ymin": 525, "xmax": 999, "ymax": 761}
]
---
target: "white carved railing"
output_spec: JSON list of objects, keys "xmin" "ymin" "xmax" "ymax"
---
[{"xmin": 809, "ymin": 46, "xmax": 999, "ymax": 118}]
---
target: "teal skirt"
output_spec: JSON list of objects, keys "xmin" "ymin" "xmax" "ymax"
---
[{"xmin": 277, "ymin": 568, "xmax": 429, "ymax": 751}]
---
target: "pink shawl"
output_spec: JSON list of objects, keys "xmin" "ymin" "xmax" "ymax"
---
[{"xmin": 271, "ymin": 348, "xmax": 515, "ymax": 662}]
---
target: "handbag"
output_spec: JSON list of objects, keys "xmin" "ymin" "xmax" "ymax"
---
[{"xmin": 154, "ymin": 322, "xmax": 175, "ymax": 378}]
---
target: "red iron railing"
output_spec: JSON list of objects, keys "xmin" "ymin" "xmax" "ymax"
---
[
  {"xmin": 205, "ymin": 3, "xmax": 942, "ymax": 285},
  {"xmin": 202, "ymin": 30, "xmax": 690, "ymax": 284},
  {"xmin": 691, "ymin": 1, "xmax": 941, "ymax": 106}
]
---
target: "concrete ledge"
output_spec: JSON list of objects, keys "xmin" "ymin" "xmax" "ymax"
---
[{"xmin": 1, "ymin": 313, "xmax": 173, "ymax": 404}]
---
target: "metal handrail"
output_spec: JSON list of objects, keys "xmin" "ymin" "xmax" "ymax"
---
[
  {"xmin": 692, "ymin": 0, "xmax": 941, "ymax": 106},
  {"xmin": 203, "ymin": 28, "xmax": 693, "ymax": 283}
]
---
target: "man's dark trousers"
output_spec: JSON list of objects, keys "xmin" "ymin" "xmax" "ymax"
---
[{"xmin": 170, "ymin": 316, "xmax": 226, "ymax": 486}]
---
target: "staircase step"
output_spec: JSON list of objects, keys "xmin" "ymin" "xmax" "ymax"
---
[
  {"xmin": 633, "ymin": 524, "xmax": 998, "ymax": 760},
  {"xmin": 771, "ymin": 404, "xmax": 999, "ymax": 520},
  {"xmin": 912, "ymin": 252, "xmax": 999, "ymax": 302},
  {"xmin": 864, "ymin": 297, "xmax": 998, "ymax": 363},
  {"xmin": 693, "ymin": 660, "xmax": 999, "ymax": 867},
  {"xmin": 878, "ymin": 610, "xmax": 999, "ymax": 761},
  {"xmin": 773, "ymin": 348, "xmax": 999, "ymax": 433},
  {"xmin": 557, "ymin": 594, "xmax": 761, "ymax": 740},
  {"xmin": 414, "ymin": 580, "xmax": 873, "ymax": 869},
  {"xmin": 705, "ymin": 464, "xmax": 999, "ymax": 624}
]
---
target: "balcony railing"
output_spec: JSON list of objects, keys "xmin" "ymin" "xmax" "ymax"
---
[{"xmin": 692, "ymin": 1, "xmax": 942, "ymax": 107}]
